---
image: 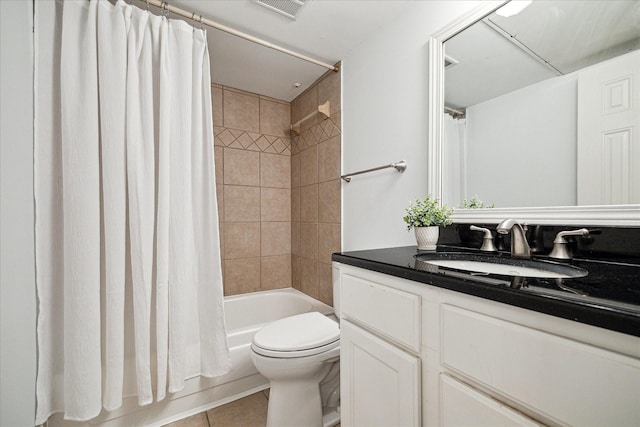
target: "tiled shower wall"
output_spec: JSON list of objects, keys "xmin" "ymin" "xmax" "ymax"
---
[
  {"xmin": 213, "ymin": 85, "xmax": 292, "ymax": 296},
  {"xmin": 212, "ymin": 67, "xmax": 341, "ymax": 306},
  {"xmin": 291, "ymin": 69, "xmax": 341, "ymax": 306}
]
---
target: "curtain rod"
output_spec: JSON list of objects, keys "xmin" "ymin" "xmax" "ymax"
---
[{"xmin": 139, "ymin": 0, "xmax": 339, "ymax": 72}]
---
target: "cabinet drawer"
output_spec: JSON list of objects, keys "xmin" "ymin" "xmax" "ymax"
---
[
  {"xmin": 441, "ymin": 374, "xmax": 541, "ymax": 427},
  {"xmin": 341, "ymin": 273, "xmax": 421, "ymax": 352},
  {"xmin": 441, "ymin": 304, "xmax": 640, "ymax": 426}
]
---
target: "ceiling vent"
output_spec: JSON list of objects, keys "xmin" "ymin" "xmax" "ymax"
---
[{"xmin": 253, "ymin": 0, "xmax": 308, "ymax": 20}]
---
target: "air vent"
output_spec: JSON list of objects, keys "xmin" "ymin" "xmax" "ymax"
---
[
  {"xmin": 253, "ymin": 0, "xmax": 308, "ymax": 20},
  {"xmin": 445, "ymin": 54, "xmax": 459, "ymax": 69}
]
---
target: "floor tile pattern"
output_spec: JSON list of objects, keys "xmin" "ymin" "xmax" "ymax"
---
[{"xmin": 163, "ymin": 391, "xmax": 268, "ymax": 427}]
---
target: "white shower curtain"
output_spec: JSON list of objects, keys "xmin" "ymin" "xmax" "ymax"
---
[
  {"xmin": 34, "ymin": 0, "xmax": 230, "ymax": 423},
  {"xmin": 442, "ymin": 114, "xmax": 467, "ymax": 207}
]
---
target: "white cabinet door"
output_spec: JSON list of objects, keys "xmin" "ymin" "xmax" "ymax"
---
[
  {"xmin": 341, "ymin": 319, "xmax": 421, "ymax": 427},
  {"xmin": 441, "ymin": 374, "xmax": 541, "ymax": 427}
]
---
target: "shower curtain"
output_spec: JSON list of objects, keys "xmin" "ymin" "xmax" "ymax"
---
[
  {"xmin": 443, "ymin": 114, "xmax": 467, "ymax": 207},
  {"xmin": 34, "ymin": 0, "xmax": 230, "ymax": 423}
]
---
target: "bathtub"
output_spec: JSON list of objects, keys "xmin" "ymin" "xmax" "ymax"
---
[{"xmin": 49, "ymin": 288, "xmax": 334, "ymax": 426}]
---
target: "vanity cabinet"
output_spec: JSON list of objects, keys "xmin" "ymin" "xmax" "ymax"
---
[
  {"xmin": 339, "ymin": 271, "xmax": 422, "ymax": 426},
  {"xmin": 440, "ymin": 303, "xmax": 640, "ymax": 426},
  {"xmin": 440, "ymin": 374, "xmax": 540, "ymax": 427},
  {"xmin": 335, "ymin": 263, "xmax": 640, "ymax": 426},
  {"xmin": 341, "ymin": 320, "xmax": 420, "ymax": 427}
]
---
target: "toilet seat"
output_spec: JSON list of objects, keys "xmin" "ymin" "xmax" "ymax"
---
[{"xmin": 252, "ymin": 312, "xmax": 340, "ymax": 358}]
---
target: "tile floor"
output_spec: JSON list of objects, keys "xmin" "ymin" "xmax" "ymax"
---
[
  {"xmin": 164, "ymin": 391, "xmax": 269, "ymax": 427},
  {"xmin": 163, "ymin": 391, "xmax": 340, "ymax": 427}
]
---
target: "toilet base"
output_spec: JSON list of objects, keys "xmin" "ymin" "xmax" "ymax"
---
[
  {"xmin": 265, "ymin": 383, "xmax": 341, "ymax": 427},
  {"xmin": 322, "ymin": 405, "xmax": 340, "ymax": 427},
  {"xmin": 266, "ymin": 380, "xmax": 323, "ymax": 427}
]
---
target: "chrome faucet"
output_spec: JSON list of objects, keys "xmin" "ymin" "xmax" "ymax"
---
[{"xmin": 496, "ymin": 219, "xmax": 531, "ymax": 259}]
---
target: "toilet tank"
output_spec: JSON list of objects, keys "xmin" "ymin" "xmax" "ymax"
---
[{"xmin": 331, "ymin": 262, "xmax": 341, "ymax": 319}]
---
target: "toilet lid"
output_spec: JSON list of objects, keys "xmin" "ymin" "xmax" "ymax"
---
[{"xmin": 252, "ymin": 312, "xmax": 340, "ymax": 356}]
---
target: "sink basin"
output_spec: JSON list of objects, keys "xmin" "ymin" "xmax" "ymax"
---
[{"xmin": 415, "ymin": 253, "xmax": 588, "ymax": 279}]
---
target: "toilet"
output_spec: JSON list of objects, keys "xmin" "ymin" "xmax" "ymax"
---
[{"xmin": 250, "ymin": 311, "xmax": 341, "ymax": 427}]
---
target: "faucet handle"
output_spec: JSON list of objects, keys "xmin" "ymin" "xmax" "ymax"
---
[
  {"xmin": 470, "ymin": 225, "xmax": 497, "ymax": 252},
  {"xmin": 549, "ymin": 228, "xmax": 590, "ymax": 260}
]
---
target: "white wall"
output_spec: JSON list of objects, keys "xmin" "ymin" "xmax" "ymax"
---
[
  {"xmin": 0, "ymin": 1, "xmax": 37, "ymax": 425},
  {"xmin": 465, "ymin": 74, "xmax": 578, "ymax": 208},
  {"xmin": 341, "ymin": 1, "xmax": 484, "ymax": 251}
]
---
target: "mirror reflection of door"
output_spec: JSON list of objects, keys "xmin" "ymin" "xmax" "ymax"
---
[
  {"xmin": 577, "ymin": 51, "xmax": 640, "ymax": 205},
  {"xmin": 443, "ymin": 0, "xmax": 640, "ymax": 209}
]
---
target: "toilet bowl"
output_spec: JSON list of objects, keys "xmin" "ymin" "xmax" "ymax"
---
[{"xmin": 251, "ymin": 311, "xmax": 340, "ymax": 427}]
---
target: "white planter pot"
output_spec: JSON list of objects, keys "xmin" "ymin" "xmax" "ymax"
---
[{"xmin": 414, "ymin": 226, "xmax": 439, "ymax": 250}]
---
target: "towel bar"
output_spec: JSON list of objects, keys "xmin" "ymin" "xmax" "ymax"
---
[{"xmin": 341, "ymin": 160, "xmax": 406, "ymax": 182}]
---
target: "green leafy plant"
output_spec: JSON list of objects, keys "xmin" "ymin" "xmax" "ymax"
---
[
  {"xmin": 403, "ymin": 196, "xmax": 453, "ymax": 230},
  {"xmin": 460, "ymin": 195, "xmax": 494, "ymax": 209}
]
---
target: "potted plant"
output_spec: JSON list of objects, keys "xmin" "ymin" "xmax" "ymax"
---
[
  {"xmin": 461, "ymin": 195, "xmax": 495, "ymax": 209},
  {"xmin": 403, "ymin": 196, "xmax": 453, "ymax": 250}
]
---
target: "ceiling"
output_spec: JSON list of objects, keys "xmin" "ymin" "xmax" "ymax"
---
[
  {"xmin": 147, "ymin": 0, "xmax": 416, "ymax": 101},
  {"xmin": 445, "ymin": 0, "xmax": 640, "ymax": 110}
]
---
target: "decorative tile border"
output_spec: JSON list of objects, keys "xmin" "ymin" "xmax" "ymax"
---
[
  {"xmin": 214, "ymin": 126, "xmax": 291, "ymax": 155},
  {"xmin": 291, "ymin": 114, "xmax": 341, "ymax": 155}
]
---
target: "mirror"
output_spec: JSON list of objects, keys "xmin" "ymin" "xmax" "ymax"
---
[{"xmin": 427, "ymin": 0, "xmax": 640, "ymax": 225}]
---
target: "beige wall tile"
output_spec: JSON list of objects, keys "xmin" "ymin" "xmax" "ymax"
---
[
  {"xmin": 318, "ymin": 263, "xmax": 334, "ymax": 307},
  {"xmin": 291, "ymin": 135, "xmax": 301, "ymax": 155},
  {"xmin": 318, "ymin": 179, "xmax": 341, "ymax": 224},
  {"xmin": 291, "ymin": 187, "xmax": 301, "ymax": 222},
  {"xmin": 331, "ymin": 111, "xmax": 341, "ymax": 131},
  {"xmin": 261, "ymin": 187, "xmax": 291, "ymax": 222},
  {"xmin": 223, "ymin": 88, "xmax": 259, "ymax": 133},
  {"xmin": 212, "ymin": 79, "xmax": 341, "ymax": 301},
  {"xmin": 214, "ymin": 146, "xmax": 223, "ymax": 185},
  {"xmin": 300, "ymin": 184, "xmax": 318, "ymax": 223},
  {"xmin": 291, "ymin": 255, "xmax": 302, "ymax": 291},
  {"xmin": 300, "ymin": 145, "xmax": 318, "ymax": 186},
  {"xmin": 224, "ymin": 222, "xmax": 260, "ymax": 259},
  {"xmin": 317, "ymin": 68, "xmax": 341, "ymax": 114},
  {"xmin": 291, "ymin": 153, "xmax": 301, "ymax": 188},
  {"xmin": 223, "ymin": 148, "xmax": 260, "ymax": 186},
  {"xmin": 318, "ymin": 135, "xmax": 341, "ymax": 183},
  {"xmin": 261, "ymin": 153, "xmax": 291, "ymax": 188},
  {"xmin": 300, "ymin": 222, "xmax": 318, "ymax": 261},
  {"xmin": 224, "ymin": 257, "xmax": 261, "ymax": 295},
  {"xmin": 296, "ymin": 85, "xmax": 319, "ymax": 133},
  {"xmin": 299, "ymin": 258, "xmax": 318, "ymax": 300},
  {"xmin": 218, "ymin": 222, "xmax": 225, "ymax": 260},
  {"xmin": 318, "ymin": 222, "xmax": 341, "ymax": 265},
  {"xmin": 261, "ymin": 222, "xmax": 291, "ymax": 256},
  {"xmin": 261, "ymin": 254, "xmax": 291, "ymax": 290},
  {"xmin": 260, "ymin": 97, "xmax": 290, "ymax": 138},
  {"xmin": 212, "ymin": 85, "xmax": 223, "ymax": 127},
  {"xmin": 224, "ymin": 185, "xmax": 260, "ymax": 222},
  {"xmin": 216, "ymin": 184, "xmax": 224, "ymax": 225},
  {"xmin": 291, "ymin": 221, "xmax": 301, "ymax": 256}
]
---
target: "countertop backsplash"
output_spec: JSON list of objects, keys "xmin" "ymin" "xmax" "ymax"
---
[{"xmin": 440, "ymin": 223, "xmax": 640, "ymax": 263}]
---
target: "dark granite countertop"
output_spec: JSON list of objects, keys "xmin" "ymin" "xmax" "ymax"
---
[{"xmin": 332, "ymin": 245, "xmax": 640, "ymax": 337}]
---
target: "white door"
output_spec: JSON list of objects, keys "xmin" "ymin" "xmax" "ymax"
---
[
  {"xmin": 577, "ymin": 50, "xmax": 640, "ymax": 205},
  {"xmin": 340, "ymin": 319, "xmax": 421, "ymax": 427}
]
